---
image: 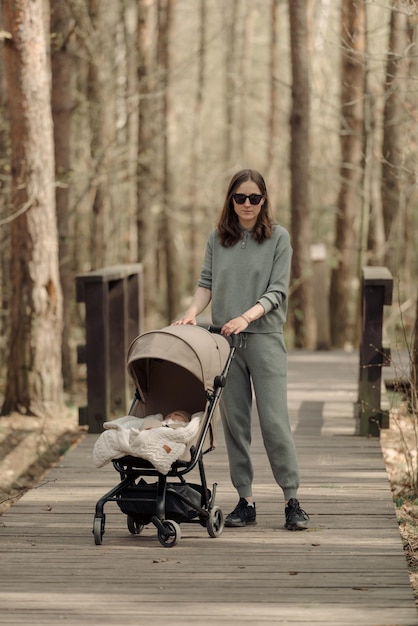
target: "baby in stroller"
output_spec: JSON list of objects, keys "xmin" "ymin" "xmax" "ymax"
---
[
  {"xmin": 141, "ymin": 409, "xmax": 191, "ymax": 431},
  {"xmin": 93, "ymin": 409, "xmax": 201, "ymax": 473},
  {"xmin": 128, "ymin": 409, "xmax": 193, "ymax": 457}
]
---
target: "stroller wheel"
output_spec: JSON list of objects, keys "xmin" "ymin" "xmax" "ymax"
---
[
  {"xmin": 207, "ymin": 506, "xmax": 224, "ymax": 538},
  {"xmin": 157, "ymin": 520, "xmax": 181, "ymax": 547},
  {"xmin": 127, "ymin": 516, "xmax": 144, "ymax": 535},
  {"xmin": 93, "ymin": 515, "xmax": 105, "ymax": 545}
]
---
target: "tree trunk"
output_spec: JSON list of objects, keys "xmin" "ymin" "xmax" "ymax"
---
[
  {"xmin": 288, "ymin": 0, "xmax": 316, "ymax": 349},
  {"xmin": 187, "ymin": 0, "xmax": 206, "ymax": 293},
  {"xmin": 0, "ymin": 17, "xmax": 11, "ymax": 375},
  {"xmin": 87, "ymin": 0, "xmax": 106, "ymax": 268},
  {"xmin": 50, "ymin": 0, "xmax": 75, "ymax": 391},
  {"xmin": 237, "ymin": 3, "xmax": 255, "ymax": 160},
  {"xmin": 266, "ymin": 0, "xmax": 279, "ymax": 179},
  {"xmin": 381, "ymin": 4, "xmax": 410, "ymax": 276},
  {"xmin": 158, "ymin": 0, "xmax": 178, "ymax": 322},
  {"xmin": 224, "ymin": 0, "xmax": 238, "ymax": 166},
  {"xmin": 2, "ymin": 0, "xmax": 64, "ymax": 417},
  {"xmin": 329, "ymin": 0, "xmax": 366, "ymax": 348},
  {"xmin": 365, "ymin": 86, "xmax": 385, "ymax": 267},
  {"xmin": 413, "ymin": 292, "xmax": 418, "ymax": 399},
  {"xmin": 123, "ymin": 0, "xmax": 140, "ymax": 263},
  {"xmin": 137, "ymin": 0, "xmax": 158, "ymax": 327}
]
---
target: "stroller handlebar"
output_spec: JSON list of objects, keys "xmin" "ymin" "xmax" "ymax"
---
[
  {"xmin": 206, "ymin": 324, "xmax": 223, "ymax": 334},
  {"xmin": 206, "ymin": 325, "xmax": 241, "ymax": 348}
]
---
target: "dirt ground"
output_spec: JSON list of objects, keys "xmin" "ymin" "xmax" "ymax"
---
[
  {"xmin": 0, "ymin": 402, "xmax": 417, "ymax": 604},
  {"xmin": 0, "ymin": 409, "xmax": 85, "ymax": 515}
]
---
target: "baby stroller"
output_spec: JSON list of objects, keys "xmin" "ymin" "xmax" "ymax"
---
[{"xmin": 92, "ymin": 324, "xmax": 234, "ymax": 547}]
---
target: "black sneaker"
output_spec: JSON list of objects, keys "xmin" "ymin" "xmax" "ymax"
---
[
  {"xmin": 225, "ymin": 498, "xmax": 256, "ymax": 527},
  {"xmin": 285, "ymin": 498, "xmax": 309, "ymax": 531}
]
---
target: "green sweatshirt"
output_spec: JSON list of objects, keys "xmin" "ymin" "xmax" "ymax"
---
[{"xmin": 198, "ymin": 224, "xmax": 292, "ymax": 333}]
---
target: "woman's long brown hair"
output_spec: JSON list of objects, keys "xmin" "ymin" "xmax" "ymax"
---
[{"xmin": 217, "ymin": 169, "xmax": 273, "ymax": 247}]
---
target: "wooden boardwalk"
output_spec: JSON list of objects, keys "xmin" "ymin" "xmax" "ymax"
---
[{"xmin": 1, "ymin": 350, "xmax": 417, "ymax": 625}]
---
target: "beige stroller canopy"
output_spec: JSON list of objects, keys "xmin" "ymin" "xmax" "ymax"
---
[{"xmin": 126, "ymin": 325, "xmax": 231, "ymax": 419}]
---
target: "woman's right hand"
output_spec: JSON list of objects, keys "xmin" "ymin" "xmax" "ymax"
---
[{"xmin": 172, "ymin": 313, "xmax": 197, "ymax": 326}]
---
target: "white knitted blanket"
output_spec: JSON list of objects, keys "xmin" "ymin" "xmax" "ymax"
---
[{"xmin": 93, "ymin": 413, "xmax": 203, "ymax": 474}]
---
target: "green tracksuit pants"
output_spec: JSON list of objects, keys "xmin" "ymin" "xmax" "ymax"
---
[{"xmin": 220, "ymin": 332, "xmax": 300, "ymax": 502}]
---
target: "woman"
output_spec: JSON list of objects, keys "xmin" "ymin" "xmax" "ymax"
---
[{"xmin": 174, "ymin": 169, "xmax": 309, "ymax": 530}]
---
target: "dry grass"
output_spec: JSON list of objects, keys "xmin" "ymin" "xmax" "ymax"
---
[{"xmin": 381, "ymin": 398, "xmax": 418, "ymax": 604}]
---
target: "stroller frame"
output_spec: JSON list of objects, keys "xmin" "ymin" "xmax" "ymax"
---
[{"xmin": 92, "ymin": 325, "xmax": 236, "ymax": 547}]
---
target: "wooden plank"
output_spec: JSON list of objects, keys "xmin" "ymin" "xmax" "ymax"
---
[{"xmin": 0, "ymin": 350, "xmax": 416, "ymax": 626}]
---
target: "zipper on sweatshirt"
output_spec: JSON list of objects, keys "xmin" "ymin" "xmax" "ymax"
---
[{"xmin": 241, "ymin": 230, "xmax": 249, "ymax": 248}]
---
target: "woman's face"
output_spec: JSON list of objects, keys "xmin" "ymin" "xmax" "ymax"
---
[{"xmin": 232, "ymin": 180, "xmax": 264, "ymax": 230}]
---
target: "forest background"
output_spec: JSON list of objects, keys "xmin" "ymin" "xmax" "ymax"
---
[{"xmin": 0, "ymin": 0, "xmax": 417, "ymax": 417}]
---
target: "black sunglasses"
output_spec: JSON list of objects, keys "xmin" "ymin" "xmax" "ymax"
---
[{"xmin": 232, "ymin": 193, "xmax": 263, "ymax": 205}]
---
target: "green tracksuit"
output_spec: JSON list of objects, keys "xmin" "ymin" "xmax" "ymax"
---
[{"xmin": 198, "ymin": 225, "xmax": 300, "ymax": 501}]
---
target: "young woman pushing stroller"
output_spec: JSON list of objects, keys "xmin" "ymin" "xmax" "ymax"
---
[{"xmin": 174, "ymin": 169, "xmax": 309, "ymax": 531}]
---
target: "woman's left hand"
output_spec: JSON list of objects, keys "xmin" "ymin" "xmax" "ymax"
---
[{"xmin": 221, "ymin": 316, "xmax": 249, "ymax": 336}]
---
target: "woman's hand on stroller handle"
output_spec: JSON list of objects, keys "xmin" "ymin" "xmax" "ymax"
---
[
  {"xmin": 220, "ymin": 315, "xmax": 250, "ymax": 337},
  {"xmin": 207, "ymin": 323, "xmax": 243, "ymax": 348}
]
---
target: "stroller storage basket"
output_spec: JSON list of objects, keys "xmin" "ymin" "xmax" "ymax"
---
[{"xmin": 116, "ymin": 481, "xmax": 210, "ymax": 524}]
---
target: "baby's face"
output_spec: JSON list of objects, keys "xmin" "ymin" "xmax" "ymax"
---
[{"xmin": 166, "ymin": 411, "xmax": 189, "ymax": 423}]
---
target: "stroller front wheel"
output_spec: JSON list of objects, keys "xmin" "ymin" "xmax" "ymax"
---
[
  {"xmin": 93, "ymin": 515, "xmax": 105, "ymax": 545},
  {"xmin": 207, "ymin": 506, "xmax": 224, "ymax": 538},
  {"xmin": 158, "ymin": 520, "xmax": 181, "ymax": 547}
]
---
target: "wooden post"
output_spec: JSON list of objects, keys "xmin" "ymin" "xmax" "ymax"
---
[
  {"xmin": 76, "ymin": 264, "xmax": 143, "ymax": 433},
  {"xmin": 357, "ymin": 266, "xmax": 393, "ymax": 436},
  {"xmin": 311, "ymin": 244, "xmax": 330, "ymax": 350}
]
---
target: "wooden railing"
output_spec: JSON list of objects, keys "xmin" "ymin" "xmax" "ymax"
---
[
  {"xmin": 76, "ymin": 264, "xmax": 143, "ymax": 433},
  {"xmin": 357, "ymin": 266, "xmax": 393, "ymax": 437}
]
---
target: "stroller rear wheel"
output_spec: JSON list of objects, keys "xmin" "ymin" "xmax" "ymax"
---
[
  {"xmin": 157, "ymin": 520, "xmax": 181, "ymax": 547},
  {"xmin": 207, "ymin": 506, "xmax": 224, "ymax": 538},
  {"xmin": 127, "ymin": 516, "xmax": 144, "ymax": 535}
]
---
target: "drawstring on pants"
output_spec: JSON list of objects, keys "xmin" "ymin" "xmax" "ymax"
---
[{"xmin": 239, "ymin": 332, "xmax": 248, "ymax": 349}]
